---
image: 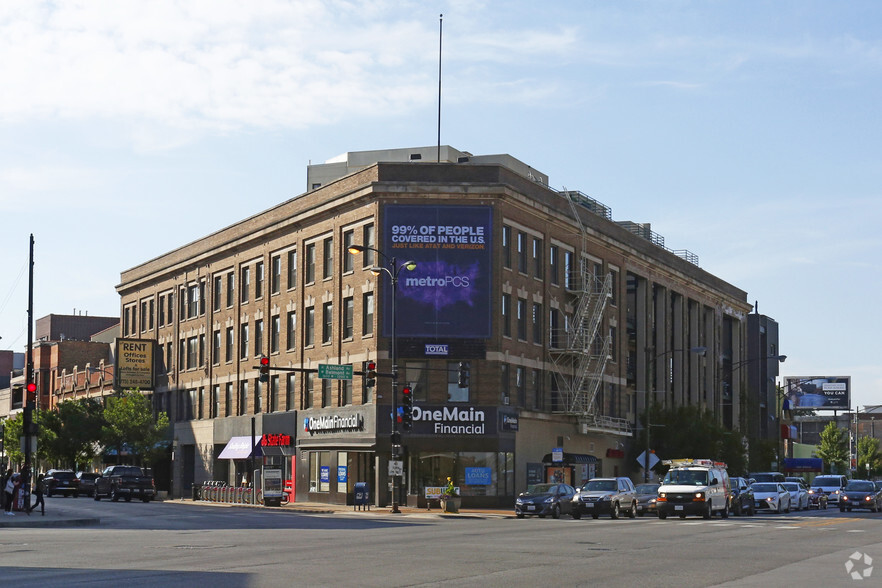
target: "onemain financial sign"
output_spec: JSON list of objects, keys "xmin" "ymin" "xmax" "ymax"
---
[
  {"xmin": 784, "ymin": 376, "xmax": 851, "ymax": 410},
  {"xmin": 411, "ymin": 405, "xmax": 495, "ymax": 435},
  {"xmin": 383, "ymin": 205, "xmax": 492, "ymax": 339},
  {"xmin": 115, "ymin": 338, "xmax": 155, "ymax": 390}
]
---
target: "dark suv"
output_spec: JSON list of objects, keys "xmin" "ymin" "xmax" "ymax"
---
[
  {"xmin": 729, "ymin": 477, "xmax": 755, "ymax": 516},
  {"xmin": 44, "ymin": 469, "xmax": 80, "ymax": 497},
  {"xmin": 572, "ymin": 477, "xmax": 637, "ymax": 519}
]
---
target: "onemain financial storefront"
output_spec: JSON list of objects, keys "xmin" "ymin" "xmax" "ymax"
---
[{"xmin": 296, "ymin": 402, "xmax": 517, "ymax": 508}]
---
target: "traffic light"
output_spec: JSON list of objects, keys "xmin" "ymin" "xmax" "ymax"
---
[
  {"xmin": 401, "ymin": 386, "xmax": 413, "ymax": 431},
  {"xmin": 457, "ymin": 362, "xmax": 470, "ymax": 388},
  {"xmin": 259, "ymin": 355, "xmax": 270, "ymax": 383},
  {"xmin": 364, "ymin": 360, "xmax": 377, "ymax": 389},
  {"xmin": 26, "ymin": 382, "xmax": 37, "ymax": 394}
]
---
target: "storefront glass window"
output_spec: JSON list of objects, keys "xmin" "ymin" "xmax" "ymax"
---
[
  {"xmin": 413, "ymin": 451, "xmax": 514, "ymax": 498},
  {"xmin": 308, "ymin": 451, "xmax": 331, "ymax": 492},
  {"xmin": 405, "ymin": 361, "xmax": 428, "ymax": 401}
]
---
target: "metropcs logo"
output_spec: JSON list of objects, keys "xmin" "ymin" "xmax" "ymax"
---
[
  {"xmin": 404, "ymin": 275, "xmax": 470, "ymax": 288},
  {"xmin": 412, "ymin": 406, "xmax": 486, "ymax": 435},
  {"xmin": 304, "ymin": 414, "xmax": 364, "ymax": 435}
]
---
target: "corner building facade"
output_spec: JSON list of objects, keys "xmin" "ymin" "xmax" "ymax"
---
[{"xmin": 117, "ymin": 146, "xmax": 751, "ymax": 507}]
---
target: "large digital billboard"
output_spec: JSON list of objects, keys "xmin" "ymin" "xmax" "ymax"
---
[
  {"xmin": 783, "ymin": 376, "xmax": 850, "ymax": 410},
  {"xmin": 381, "ymin": 205, "xmax": 492, "ymax": 339}
]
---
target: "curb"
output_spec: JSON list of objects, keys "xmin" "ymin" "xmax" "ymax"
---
[{"xmin": 0, "ymin": 517, "xmax": 100, "ymax": 528}]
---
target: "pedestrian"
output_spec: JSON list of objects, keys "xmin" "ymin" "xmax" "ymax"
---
[
  {"xmin": 4, "ymin": 473, "xmax": 17, "ymax": 515},
  {"xmin": 29, "ymin": 472, "xmax": 45, "ymax": 516},
  {"xmin": 0, "ymin": 469, "xmax": 10, "ymax": 511}
]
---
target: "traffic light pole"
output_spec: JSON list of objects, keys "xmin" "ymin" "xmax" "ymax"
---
[
  {"xmin": 23, "ymin": 234, "xmax": 35, "ymax": 510},
  {"xmin": 389, "ymin": 257, "xmax": 402, "ymax": 514}
]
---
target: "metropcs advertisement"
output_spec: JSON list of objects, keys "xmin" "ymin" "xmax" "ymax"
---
[{"xmin": 382, "ymin": 205, "xmax": 492, "ymax": 338}]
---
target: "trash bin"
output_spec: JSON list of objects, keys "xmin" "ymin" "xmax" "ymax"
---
[
  {"xmin": 192, "ymin": 483, "xmax": 201, "ymax": 501},
  {"xmin": 353, "ymin": 482, "xmax": 370, "ymax": 511}
]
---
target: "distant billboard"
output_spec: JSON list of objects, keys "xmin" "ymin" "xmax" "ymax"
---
[
  {"xmin": 115, "ymin": 338, "xmax": 156, "ymax": 390},
  {"xmin": 783, "ymin": 376, "xmax": 850, "ymax": 410},
  {"xmin": 381, "ymin": 204, "xmax": 492, "ymax": 339}
]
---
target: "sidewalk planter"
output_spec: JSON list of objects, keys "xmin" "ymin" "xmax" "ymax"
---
[{"xmin": 440, "ymin": 497, "xmax": 461, "ymax": 513}]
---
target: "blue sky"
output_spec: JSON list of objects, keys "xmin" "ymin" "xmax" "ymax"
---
[{"xmin": 1, "ymin": 1, "xmax": 879, "ymax": 409}]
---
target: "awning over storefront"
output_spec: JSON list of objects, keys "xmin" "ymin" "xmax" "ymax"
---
[
  {"xmin": 218, "ymin": 436, "xmax": 262, "ymax": 460},
  {"xmin": 542, "ymin": 452, "xmax": 597, "ymax": 465}
]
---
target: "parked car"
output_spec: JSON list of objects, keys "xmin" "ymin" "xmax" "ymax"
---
[
  {"xmin": 729, "ymin": 477, "xmax": 755, "ymax": 516},
  {"xmin": 782, "ymin": 482, "xmax": 809, "ymax": 511},
  {"xmin": 839, "ymin": 480, "xmax": 882, "ymax": 512},
  {"xmin": 785, "ymin": 476, "xmax": 809, "ymax": 489},
  {"xmin": 93, "ymin": 465, "xmax": 156, "ymax": 502},
  {"xmin": 752, "ymin": 482, "xmax": 791, "ymax": 514},
  {"xmin": 572, "ymin": 477, "xmax": 637, "ymax": 520},
  {"xmin": 76, "ymin": 472, "xmax": 101, "ymax": 497},
  {"xmin": 634, "ymin": 483, "xmax": 661, "ymax": 517},
  {"xmin": 514, "ymin": 483, "xmax": 576, "ymax": 519},
  {"xmin": 811, "ymin": 475, "xmax": 848, "ymax": 506},
  {"xmin": 44, "ymin": 469, "xmax": 80, "ymax": 497},
  {"xmin": 807, "ymin": 487, "xmax": 829, "ymax": 509}
]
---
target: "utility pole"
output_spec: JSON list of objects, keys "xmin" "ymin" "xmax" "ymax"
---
[{"xmin": 23, "ymin": 234, "xmax": 35, "ymax": 510}]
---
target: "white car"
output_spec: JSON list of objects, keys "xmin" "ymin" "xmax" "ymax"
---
[
  {"xmin": 752, "ymin": 482, "xmax": 791, "ymax": 514},
  {"xmin": 782, "ymin": 482, "xmax": 809, "ymax": 511}
]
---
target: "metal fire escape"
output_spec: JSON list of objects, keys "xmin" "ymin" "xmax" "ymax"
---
[{"xmin": 549, "ymin": 191, "xmax": 632, "ymax": 436}]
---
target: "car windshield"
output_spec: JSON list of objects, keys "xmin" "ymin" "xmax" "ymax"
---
[
  {"xmin": 52, "ymin": 472, "xmax": 75, "ymax": 480},
  {"xmin": 813, "ymin": 477, "xmax": 841, "ymax": 486},
  {"xmin": 525, "ymin": 484, "xmax": 555, "ymax": 494},
  {"xmin": 583, "ymin": 480, "xmax": 616, "ymax": 492},
  {"xmin": 750, "ymin": 473, "xmax": 782, "ymax": 483},
  {"xmin": 752, "ymin": 483, "xmax": 778, "ymax": 492},
  {"xmin": 663, "ymin": 469, "xmax": 709, "ymax": 485},
  {"xmin": 846, "ymin": 482, "xmax": 874, "ymax": 492},
  {"xmin": 782, "ymin": 483, "xmax": 799, "ymax": 492},
  {"xmin": 635, "ymin": 484, "xmax": 660, "ymax": 494}
]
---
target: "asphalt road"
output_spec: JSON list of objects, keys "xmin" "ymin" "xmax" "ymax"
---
[{"xmin": 0, "ymin": 497, "xmax": 878, "ymax": 587}]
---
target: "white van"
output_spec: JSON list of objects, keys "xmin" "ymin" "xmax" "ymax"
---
[
  {"xmin": 810, "ymin": 475, "xmax": 848, "ymax": 505},
  {"xmin": 657, "ymin": 459, "xmax": 730, "ymax": 519}
]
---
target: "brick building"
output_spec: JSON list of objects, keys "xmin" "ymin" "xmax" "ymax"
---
[{"xmin": 117, "ymin": 146, "xmax": 752, "ymax": 506}]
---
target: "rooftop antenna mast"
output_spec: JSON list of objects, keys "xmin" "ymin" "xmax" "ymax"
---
[{"xmin": 437, "ymin": 13, "xmax": 443, "ymax": 162}]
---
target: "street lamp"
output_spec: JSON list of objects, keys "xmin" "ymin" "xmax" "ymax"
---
[
  {"xmin": 347, "ymin": 243, "xmax": 416, "ymax": 514},
  {"xmin": 642, "ymin": 346, "xmax": 707, "ymax": 482}
]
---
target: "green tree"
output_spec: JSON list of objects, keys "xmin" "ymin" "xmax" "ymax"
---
[
  {"xmin": 102, "ymin": 390, "xmax": 170, "ymax": 466},
  {"xmin": 2, "ymin": 409, "xmax": 57, "ymax": 467},
  {"xmin": 44, "ymin": 398, "xmax": 106, "ymax": 469},
  {"xmin": 816, "ymin": 421, "xmax": 849, "ymax": 474},
  {"xmin": 856, "ymin": 436, "xmax": 881, "ymax": 479}
]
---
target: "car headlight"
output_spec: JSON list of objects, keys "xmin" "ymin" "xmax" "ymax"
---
[
  {"xmin": 544, "ymin": 497, "xmax": 554, "ymax": 504},
  {"xmin": 694, "ymin": 492, "xmax": 704, "ymax": 500},
  {"xmin": 600, "ymin": 495, "xmax": 610, "ymax": 501},
  {"xmin": 841, "ymin": 495, "xmax": 848, "ymax": 501},
  {"xmin": 833, "ymin": 490, "xmax": 840, "ymax": 495},
  {"xmin": 766, "ymin": 497, "xmax": 775, "ymax": 503},
  {"xmin": 807, "ymin": 489, "xmax": 815, "ymax": 494},
  {"xmin": 659, "ymin": 492, "xmax": 666, "ymax": 498},
  {"xmin": 865, "ymin": 496, "xmax": 872, "ymax": 502},
  {"xmin": 649, "ymin": 498, "xmax": 657, "ymax": 504}
]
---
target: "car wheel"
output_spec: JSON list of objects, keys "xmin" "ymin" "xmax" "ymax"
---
[
  {"xmin": 734, "ymin": 502, "xmax": 741, "ymax": 516},
  {"xmin": 785, "ymin": 502, "xmax": 791, "ymax": 514},
  {"xmin": 658, "ymin": 512, "xmax": 667, "ymax": 520},
  {"xmin": 551, "ymin": 505, "xmax": 561, "ymax": 520},
  {"xmin": 538, "ymin": 513, "xmax": 546, "ymax": 519},
  {"xmin": 571, "ymin": 511, "xmax": 581, "ymax": 520},
  {"xmin": 516, "ymin": 513, "xmax": 525, "ymax": 519},
  {"xmin": 703, "ymin": 502, "xmax": 712, "ymax": 519},
  {"xmin": 610, "ymin": 502, "xmax": 620, "ymax": 519},
  {"xmin": 591, "ymin": 513, "xmax": 599, "ymax": 519},
  {"xmin": 721, "ymin": 503, "xmax": 729, "ymax": 519},
  {"xmin": 629, "ymin": 501, "xmax": 637, "ymax": 519},
  {"xmin": 679, "ymin": 514, "xmax": 687, "ymax": 519},
  {"xmin": 111, "ymin": 488, "xmax": 119, "ymax": 502},
  {"xmin": 125, "ymin": 495, "xmax": 132, "ymax": 502},
  {"xmin": 747, "ymin": 504, "xmax": 755, "ymax": 516},
  {"xmin": 94, "ymin": 492, "xmax": 101, "ymax": 501}
]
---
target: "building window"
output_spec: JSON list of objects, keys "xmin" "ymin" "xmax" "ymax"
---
[
  {"xmin": 199, "ymin": 333, "xmax": 205, "ymax": 367},
  {"xmin": 609, "ymin": 326, "xmax": 617, "ymax": 361},
  {"xmin": 239, "ymin": 381, "xmax": 248, "ymax": 416},
  {"xmin": 158, "ymin": 295, "xmax": 166, "ymax": 327},
  {"xmin": 270, "ymin": 375, "xmax": 279, "ymax": 413},
  {"xmin": 322, "ymin": 237, "xmax": 334, "ymax": 280},
  {"xmin": 225, "ymin": 327, "xmax": 234, "ymax": 363},
  {"xmin": 502, "ymin": 225, "xmax": 511, "ymax": 269},
  {"xmin": 362, "ymin": 223, "xmax": 375, "ymax": 267},
  {"xmin": 305, "ymin": 307, "xmax": 315, "ymax": 346},
  {"xmin": 166, "ymin": 342, "xmax": 173, "ymax": 373},
  {"xmin": 343, "ymin": 297, "xmax": 354, "ymax": 339},
  {"xmin": 286, "ymin": 311, "xmax": 296, "ymax": 351},
  {"xmin": 501, "ymin": 294, "xmax": 511, "ymax": 338},
  {"xmin": 286, "ymin": 373, "xmax": 296, "ymax": 411},
  {"xmin": 516, "ymin": 366, "xmax": 526, "ymax": 407},
  {"xmin": 343, "ymin": 230, "xmax": 354, "ymax": 273},
  {"xmin": 564, "ymin": 250, "xmax": 574, "ymax": 290},
  {"xmin": 322, "ymin": 302, "xmax": 333, "ymax": 344},
  {"xmin": 270, "ymin": 315, "xmax": 280, "ymax": 353},
  {"xmin": 517, "ymin": 232, "xmax": 527, "ymax": 273},
  {"xmin": 305, "ymin": 373, "xmax": 315, "ymax": 409},
  {"xmin": 517, "ymin": 298, "xmax": 527, "ymax": 341},
  {"xmin": 225, "ymin": 382, "xmax": 233, "ymax": 417},
  {"xmin": 254, "ymin": 319, "xmax": 264, "ymax": 356},
  {"xmin": 362, "ymin": 292, "xmax": 374, "ymax": 336},
  {"xmin": 305, "ymin": 243, "xmax": 316, "ymax": 284},
  {"xmin": 342, "ymin": 380, "xmax": 352, "ymax": 406},
  {"xmin": 549, "ymin": 308, "xmax": 560, "ymax": 348},
  {"xmin": 213, "ymin": 275, "xmax": 222, "ymax": 311},
  {"xmin": 447, "ymin": 361, "xmax": 468, "ymax": 402},
  {"xmin": 501, "ymin": 363, "xmax": 510, "ymax": 405},
  {"xmin": 609, "ymin": 269, "xmax": 619, "ymax": 306},
  {"xmin": 255, "ymin": 379, "xmax": 263, "ymax": 414},
  {"xmin": 148, "ymin": 299, "xmax": 154, "ymax": 330},
  {"xmin": 212, "ymin": 384, "xmax": 220, "ymax": 419},
  {"xmin": 212, "ymin": 330, "xmax": 221, "ymax": 365},
  {"xmin": 188, "ymin": 284, "xmax": 199, "ymax": 318},
  {"xmin": 271, "ymin": 255, "xmax": 281, "ymax": 295},
  {"xmin": 287, "ymin": 249, "xmax": 297, "ymax": 290},
  {"xmin": 187, "ymin": 337, "xmax": 198, "ymax": 370},
  {"xmin": 241, "ymin": 266, "xmax": 250, "ymax": 303},
  {"xmin": 405, "ymin": 361, "xmax": 429, "ymax": 402},
  {"xmin": 309, "ymin": 451, "xmax": 331, "ymax": 492},
  {"xmin": 140, "ymin": 301, "xmax": 147, "ymax": 332},
  {"xmin": 533, "ymin": 238, "xmax": 543, "ymax": 279},
  {"xmin": 549, "ymin": 245, "xmax": 559, "ymax": 286},
  {"xmin": 226, "ymin": 272, "xmax": 235, "ymax": 307},
  {"xmin": 255, "ymin": 261, "xmax": 264, "ymax": 299},
  {"xmin": 322, "ymin": 378, "xmax": 332, "ymax": 407},
  {"xmin": 532, "ymin": 369, "xmax": 543, "ymax": 410},
  {"xmin": 532, "ymin": 303, "xmax": 543, "ymax": 345},
  {"xmin": 593, "ymin": 262, "xmax": 604, "ymax": 293},
  {"xmin": 240, "ymin": 323, "xmax": 249, "ymax": 359}
]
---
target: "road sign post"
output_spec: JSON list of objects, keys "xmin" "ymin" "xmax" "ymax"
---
[{"xmin": 317, "ymin": 364, "xmax": 354, "ymax": 380}]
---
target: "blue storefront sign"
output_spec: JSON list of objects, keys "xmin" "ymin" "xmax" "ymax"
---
[
  {"xmin": 320, "ymin": 466, "xmax": 330, "ymax": 484},
  {"xmin": 337, "ymin": 466, "xmax": 348, "ymax": 484},
  {"xmin": 465, "ymin": 467, "xmax": 492, "ymax": 485}
]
